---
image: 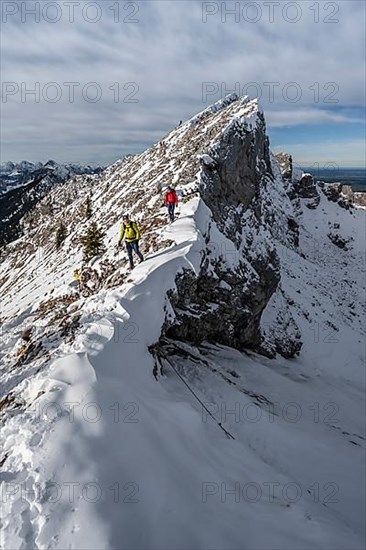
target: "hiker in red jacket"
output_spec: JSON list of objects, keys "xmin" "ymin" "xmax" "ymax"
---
[{"xmin": 164, "ymin": 186, "xmax": 178, "ymax": 222}]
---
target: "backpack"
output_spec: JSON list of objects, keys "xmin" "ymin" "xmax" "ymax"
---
[
  {"xmin": 123, "ymin": 221, "xmax": 137, "ymax": 239},
  {"xmin": 166, "ymin": 190, "xmax": 177, "ymax": 204}
]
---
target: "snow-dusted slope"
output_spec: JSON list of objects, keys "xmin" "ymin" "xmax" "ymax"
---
[
  {"xmin": 0, "ymin": 95, "xmax": 365, "ymax": 550},
  {"xmin": 0, "ymin": 161, "xmax": 104, "ymax": 246},
  {"xmin": 0, "ymin": 160, "xmax": 102, "ymax": 195}
]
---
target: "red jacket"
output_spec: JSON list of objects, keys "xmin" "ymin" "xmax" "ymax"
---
[{"xmin": 164, "ymin": 190, "xmax": 178, "ymax": 206}]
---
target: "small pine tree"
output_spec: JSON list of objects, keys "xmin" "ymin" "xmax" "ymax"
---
[
  {"xmin": 80, "ymin": 221, "xmax": 105, "ymax": 262},
  {"xmin": 84, "ymin": 196, "xmax": 92, "ymax": 219},
  {"xmin": 55, "ymin": 222, "xmax": 67, "ymax": 250}
]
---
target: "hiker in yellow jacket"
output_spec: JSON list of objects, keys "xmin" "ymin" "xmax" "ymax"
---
[{"xmin": 118, "ymin": 214, "xmax": 144, "ymax": 270}]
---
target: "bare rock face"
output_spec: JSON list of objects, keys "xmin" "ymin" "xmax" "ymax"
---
[
  {"xmin": 165, "ymin": 243, "xmax": 280, "ymax": 351},
  {"xmin": 163, "ymin": 106, "xmax": 295, "ymax": 355},
  {"xmin": 200, "ymin": 112, "xmax": 272, "ymax": 232}
]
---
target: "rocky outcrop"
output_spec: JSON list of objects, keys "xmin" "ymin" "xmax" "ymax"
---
[
  {"xmin": 199, "ymin": 112, "xmax": 272, "ymax": 235},
  {"xmin": 353, "ymin": 192, "xmax": 366, "ymax": 207},
  {"xmin": 259, "ymin": 288, "xmax": 302, "ymax": 359},
  {"xmin": 286, "ymin": 172, "xmax": 319, "ymax": 203},
  {"xmin": 275, "ymin": 153, "xmax": 320, "ymax": 208},
  {"xmin": 320, "ymin": 182, "xmax": 366, "ymax": 209},
  {"xmin": 294, "ymin": 173, "xmax": 318, "ymax": 199},
  {"xmin": 165, "ymin": 242, "xmax": 280, "ymax": 351},
  {"xmin": 327, "ymin": 232, "xmax": 352, "ymax": 250},
  {"xmin": 287, "ymin": 217, "xmax": 299, "ymax": 246},
  {"xmin": 275, "ymin": 152, "xmax": 293, "ymax": 180},
  {"xmin": 162, "ymin": 101, "xmax": 300, "ymax": 357},
  {"xmin": 321, "ymin": 183, "xmax": 351, "ymax": 208}
]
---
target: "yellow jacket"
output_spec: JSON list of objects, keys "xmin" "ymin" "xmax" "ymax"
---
[{"xmin": 118, "ymin": 221, "xmax": 141, "ymax": 243}]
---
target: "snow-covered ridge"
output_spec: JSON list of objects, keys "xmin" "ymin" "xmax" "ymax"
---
[
  {"xmin": 0, "ymin": 96, "xmax": 365, "ymax": 550},
  {"xmin": 0, "ymin": 94, "xmax": 262, "ymax": 319},
  {"xmin": 0, "ymin": 159, "xmax": 103, "ymax": 175},
  {"xmin": 0, "ymin": 160, "xmax": 104, "ymax": 246},
  {"xmin": 0, "ymin": 159, "xmax": 103, "ymax": 193}
]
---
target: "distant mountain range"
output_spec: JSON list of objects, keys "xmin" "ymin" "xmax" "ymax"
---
[
  {"xmin": 0, "ymin": 160, "xmax": 103, "ymax": 195},
  {"xmin": 0, "ymin": 160, "xmax": 104, "ymax": 246}
]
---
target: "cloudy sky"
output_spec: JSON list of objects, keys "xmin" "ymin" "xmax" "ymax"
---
[{"xmin": 1, "ymin": 0, "xmax": 365, "ymax": 168}]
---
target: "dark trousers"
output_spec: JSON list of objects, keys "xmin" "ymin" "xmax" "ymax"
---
[
  {"xmin": 125, "ymin": 240, "xmax": 143, "ymax": 268},
  {"xmin": 167, "ymin": 202, "xmax": 175, "ymax": 222}
]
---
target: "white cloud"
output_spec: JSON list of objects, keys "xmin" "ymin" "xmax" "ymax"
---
[
  {"xmin": 266, "ymin": 109, "xmax": 365, "ymax": 127},
  {"xmin": 272, "ymin": 139, "xmax": 366, "ymax": 167},
  {"xmin": 1, "ymin": 0, "xmax": 365, "ymax": 163}
]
